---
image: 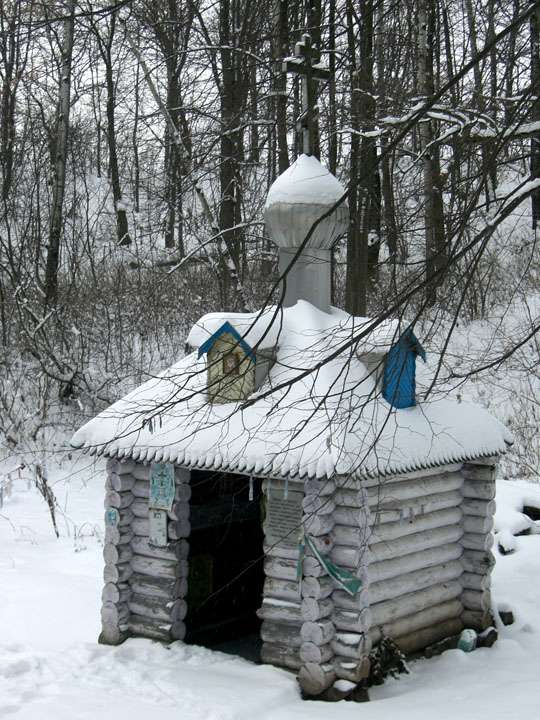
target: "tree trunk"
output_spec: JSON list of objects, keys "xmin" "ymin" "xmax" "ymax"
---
[
  {"xmin": 531, "ymin": 0, "xmax": 540, "ymax": 228},
  {"xmin": 417, "ymin": 0, "xmax": 445, "ymax": 307},
  {"xmin": 45, "ymin": 0, "xmax": 75, "ymax": 306},
  {"xmin": 271, "ymin": 0, "xmax": 289, "ymax": 175},
  {"xmin": 103, "ymin": 19, "xmax": 130, "ymax": 247}
]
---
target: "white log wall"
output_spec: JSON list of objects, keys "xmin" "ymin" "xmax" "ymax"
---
[
  {"xmin": 355, "ymin": 464, "xmax": 469, "ymax": 655},
  {"xmin": 330, "ymin": 480, "xmax": 372, "ymax": 686},
  {"xmin": 100, "ymin": 460, "xmax": 190, "ymax": 645},
  {"xmin": 459, "ymin": 460, "xmax": 497, "ymax": 631}
]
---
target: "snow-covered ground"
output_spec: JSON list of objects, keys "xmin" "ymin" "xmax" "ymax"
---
[{"xmin": 1, "ymin": 455, "xmax": 540, "ymax": 720}]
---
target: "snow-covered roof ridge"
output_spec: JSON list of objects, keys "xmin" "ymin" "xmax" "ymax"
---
[
  {"xmin": 187, "ymin": 306, "xmax": 281, "ymax": 352},
  {"xmin": 71, "ymin": 301, "xmax": 512, "ymax": 481}
]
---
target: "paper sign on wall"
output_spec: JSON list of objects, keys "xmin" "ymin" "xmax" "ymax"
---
[
  {"xmin": 149, "ymin": 508, "xmax": 168, "ymax": 546},
  {"xmin": 149, "ymin": 463, "xmax": 175, "ymax": 510}
]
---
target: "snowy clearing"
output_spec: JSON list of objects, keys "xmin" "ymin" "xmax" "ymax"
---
[{"xmin": 1, "ymin": 456, "xmax": 540, "ymax": 720}]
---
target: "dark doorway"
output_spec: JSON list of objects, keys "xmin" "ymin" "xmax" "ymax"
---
[{"xmin": 185, "ymin": 470, "xmax": 264, "ymax": 662}]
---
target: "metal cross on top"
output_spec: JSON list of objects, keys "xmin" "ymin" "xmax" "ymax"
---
[{"xmin": 283, "ymin": 33, "xmax": 330, "ymax": 157}]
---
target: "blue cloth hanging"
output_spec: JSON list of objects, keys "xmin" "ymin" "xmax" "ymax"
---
[{"xmin": 382, "ymin": 328, "xmax": 426, "ymax": 409}]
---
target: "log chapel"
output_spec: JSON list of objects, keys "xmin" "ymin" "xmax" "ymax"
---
[{"xmin": 72, "ymin": 150, "xmax": 511, "ymax": 698}]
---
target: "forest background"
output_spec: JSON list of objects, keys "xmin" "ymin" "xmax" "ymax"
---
[{"xmin": 0, "ymin": 0, "xmax": 538, "ymax": 482}]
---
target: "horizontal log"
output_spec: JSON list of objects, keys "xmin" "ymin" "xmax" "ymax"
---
[
  {"xmin": 111, "ymin": 509, "xmax": 134, "ymax": 528},
  {"xmin": 174, "ymin": 466, "xmax": 190, "ymax": 483},
  {"xmin": 303, "ymin": 477, "xmax": 336, "ymax": 497},
  {"xmin": 370, "ymin": 525, "xmax": 463, "ymax": 564},
  {"xmin": 109, "ymin": 472, "xmax": 135, "ymax": 493},
  {"xmin": 333, "ymin": 607, "xmax": 372, "ymax": 633},
  {"xmin": 462, "ymin": 589, "xmax": 491, "ymax": 612},
  {"xmin": 462, "ymin": 498, "xmax": 496, "ymax": 518},
  {"xmin": 263, "ymin": 542, "xmax": 299, "ymax": 560},
  {"xmin": 331, "ymin": 545, "xmax": 369, "ymax": 568},
  {"xmin": 331, "ymin": 632, "xmax": 371, "ymax": 660},
  {"xmin": 104, "ymin": 562, "xmax": 132, "ymax": 584},
  {"xmin": 368, "ymin": 473, "xmax": 464, "ymax": 508},
  {"xmin": 334, "ymin": 656, "xmax": 371, "ymax": 683},
  {"xmin": 105, "ymin": 526, "xmax": 134, "ymax": 546},
  {"xmin": 462, "ymin": 532, "xmax": 494, "ymax": 552},
  {"xmin": 101, "ymin": 601, "xmax": 129, "ymax": 626},
  {"xmin": 463, "ymin": 515, "xmax": 494, "ymax": 534},
  {"xmin": 465, "ymin": 456, "xmax": 498, "ymax": 468},
  {"xmin": 370, "ymin": 508, "xmax": 463, "ymax": 544},
  {"xmin": 333, "ymin": 506, "xmax": 370, "ymax": 528},
  {"xmin": 104, "ymin": 491, "xmax": 133, "ymax": 510},
  {"xmin": 257, "ymin": 599, "xmax": 302, "ymax": 622},
  {"xmin": 131, "ymin": 499, "xmax": 149, "ymax": 518},
  {"xmin": 107, "ymin": 459, "xmax": 136, "ymax": 475},
  {"xmin": 131, "ymin": 516, "xmax": 190, "ymax": 538},
  {"xmin": 302, "ymin": 495, "xmax": 336, "ymax": 515},
  {"xmin": 129, "ymin": 614, "xmax": 171, "ymax": 642},
  {"xmin": 304, "ymin": 514, "xmax": 334, "ymax": 537},
  {"xmin": 301, "ymin": 597, "xmax": 333, "ymax": 622},
  {"xmin": 168, "ymin": 518, "xmax": 191, "ymax": 540},
  {"xmin": 298, "ymin": 663, "xmax": 336, "ymax": 696},
  {"xmin": 393, "ymin": 617, "xmax": 464, "ymax": 655},
  {"xmin": 462, "ymin": 465, "xmax": 496, "ymax": 482},
  {"xmin": 461, "ymin": 609, "xmax": 492, "ymax": 631},
  {"xmin": 370, "ymin": 599, "xmax": 463, "ymax": 645},
  {"xmin": 261, "ymin": 642, "xmax": 301, "ymax": 670},
  {"xmin": 130, "ymin": 536, "xmax": 189, "ymax": 562},
  {"xmin": 369, "ymin": 543, "xmax": 463, "ymax": 583},
  {"xmin": 263, "ymin": 577, "xmax": 301, "ymax": 602},
  {"xmin": 103, "ymin": 543, "xmax": 133, "ymax": 565},
  {"xmin": 130, "ymin": 554, "xmax": 188, "ymax": 579},
  {"xmin": 461, "ymin": 572, "xmax": 491, "ymax": 592},
  {"xmin": 303, "ymin": 556, "xmax": 328, "ymax": 578},
  {"xmin": 301, "ymin": 576, "xmax": 334, "ymax": 600},
  {"xmin": 168, "ymin": 501, "xmax": 190, "ymax": 522},
  {"xmin": 132, "ymin": 480, "xmax": 149, "ymax": 499},
  {"xmin": 461, "ymin": 549, "xmax": 495, "ymax": 574},
  {"xmin": 129, "ymin": 573, "xmax": 187, "ymax": 600},
  {"xmin": 102, "ymin": 582, "xmax": 130, "ymax": 605},
  {"xmin": 132, "ymin": 463, "xmax": 151, "ymax": 481},
  {"xmin": 332, "ymin": 588, "xmax": 370, "ymax": 612},
  {"xmin": 264, "ymin": 557, "xmax": 297, "ymax": 581},
  {"xmin": 462, "ymin": 480, "xmax": 495, "ymax": 501},
  {"xmin": 260, "ymin": 620, "xmax": 301, "ymax": 647},
  {"xmin": 359, "ymin": 464, "xmax": 462, "ymax": 489},
  {"xmin": 371, "ymin": 490, "xmax": 463, "ymax": 526},
  {"xmin": 333, "ymin": 525, "xmax": 370, "ymax": 547},
  {"xmin": 369, "ymin": 560, "xmax": 463, "ymax": 604},
  {"xmin": 170, "ymin": 620, "xmax": 186, "ymax": 640},
  {"xmin": 370, "ymin": 581, "xmax": 462, "ymax": 626},
  {"xmin": 99, "ymin": 622, "xmax": 128, "ymax": 646},
  {"xmin": 299, "ymin": 641, "xmax": 333, "ymax": 664},
  {"xmin": 301, "ymin": 620, "xmax": 335, "ymax": 645},
  {"xmin": 128, "ymin": 593, "xmax": 187, "ymax": 622}
]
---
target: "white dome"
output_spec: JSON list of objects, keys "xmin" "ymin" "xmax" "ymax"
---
[{"xmin": 264, "ymin": 154, "xmax": 349, "ymax": 249}]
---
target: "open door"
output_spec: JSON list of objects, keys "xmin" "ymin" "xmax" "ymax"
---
[{"xmin": 185, "ymin": 470, "xmax": 264, "ymax": 661}]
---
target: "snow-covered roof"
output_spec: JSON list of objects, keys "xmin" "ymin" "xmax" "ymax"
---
[
  {"xmin": 187, "ymin": 308, "xmax": 281, "ymax": 352},
  {"xmin": 71, "ymin": 301, "xmax": 511, "ymax": 480}
]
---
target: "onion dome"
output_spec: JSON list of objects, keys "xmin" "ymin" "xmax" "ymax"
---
[{"xmin": 264, "ymin": 153, "xmax": 349, "ymax": 249}]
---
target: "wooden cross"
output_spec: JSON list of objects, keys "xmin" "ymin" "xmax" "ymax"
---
[{"xmin": 283, "ymin": 33, "xmax": 330, "ymax": 156}]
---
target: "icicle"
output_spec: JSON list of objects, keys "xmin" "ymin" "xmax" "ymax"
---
[
  {"xmin": 284, "ymin": 476, "xmax": 289, "ymax": 500},
  {"xmin": 249, "ymin": 475, "xmax": 254, "ymax": 501},
  {"xmin": 267, "ymin": 477, "xmax": 272, "ymax": 499}
]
